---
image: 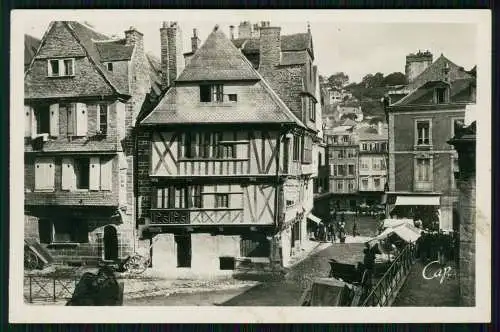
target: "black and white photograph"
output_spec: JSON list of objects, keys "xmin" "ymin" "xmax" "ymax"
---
[{"xmin": 10, "ymin": 9, "xmax": 491, "ymax": 323}]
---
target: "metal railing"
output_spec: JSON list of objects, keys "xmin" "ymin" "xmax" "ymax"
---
[
  {"xmin": 361, "ymin": 242, "xmax": 417, "ymax": 306},
  {"xmin": 24, "ymin": 275, "xmax": 78, "ymax": 303}
]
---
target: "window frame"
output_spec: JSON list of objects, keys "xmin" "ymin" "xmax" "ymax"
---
[
  {"xmin": 415, "ymin": 157, "xmax": 432, "ymax": 182},
  {"xmin": 415, "ymin": 118, "xmax": 432, "ymax": 146},
  {"xmin": 107, "ymin": 62, "xmax": 113, "ymax": 71},
  {"xmin": 74, "ymin": 157, "xmax": 91, "ymax": 190},
  {"xmin": 451, "ymin": 117, "xmax": 465, "ymax": 139},
  {"xmin": 215, "ymin": 193, "xmax": 229, "ymax": 208},
  {"xmin": 47, "ymin": 58, "xmax": 75, "ymax": 77},
  {"xmin": 97, "ymin": 104, "xmax": 108, "ymax": 135}
]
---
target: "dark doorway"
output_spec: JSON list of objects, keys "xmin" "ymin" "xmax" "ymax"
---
[
  {"xmin": 175, "ymin": 234, "xmax": 192, "ymax": 268},
  {"xmin": 240, "ymin": 234, "xmax": 270, "ymax": 257},
  {"xmin": 103, "ymin": 225, "xmax": 118, "ymax": 261}
]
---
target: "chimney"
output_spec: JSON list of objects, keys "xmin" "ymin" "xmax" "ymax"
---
[
  {"xmin": 191, "ymin": 28, "xmax": 201, "ymax": 52},
  {"xmin": 252, "ymin": 23, "xmax": 260, "ymax": 38},
  {"xmin": 229, "ymin": 25, "xmax": 235, "ymax": 40},
  {"xmin": 238, "ymin": 21, "xmax": 252, "ymax": 39},
  {"xmin": 160, "ymin": 22, "xmax": 184, "ymax": 91},
  {"xmin": 125, "ymin": 26, "xmax": 144, "ymax": 47},
  {"xmin": 259, "ymin": 23, "xmax": 281, "ymax": 68},
  {"xmin": 405, "ymin": 50, "xmax": 433, "ymax": 83}
]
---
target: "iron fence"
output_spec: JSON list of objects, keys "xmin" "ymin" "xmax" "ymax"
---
[
  {"xmin": 361, "ymin": 242, "xmax": 417, "ymax": 306},
  {"xmin": 24, "ymin": 275, "xmax": 78, "ymax": 304}
]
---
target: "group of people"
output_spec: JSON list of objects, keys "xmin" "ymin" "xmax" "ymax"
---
[
  {"xmin": 66, "ymin": 266, "xmax": 122, "ymax": 306},
  {"xmin": 313, "ymin": 212, "xmax": 361, "ymax": 243},
  {"xmin": 416, "ymin": 230, "xmax": 458, "ymax": 264}
]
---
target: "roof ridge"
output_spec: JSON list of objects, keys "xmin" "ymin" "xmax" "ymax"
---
[{"xmin": 64, "ymin": 21, "xmax": 128, "ymax": 97}]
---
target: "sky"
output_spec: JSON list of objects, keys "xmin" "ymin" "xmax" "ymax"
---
[{"xmin": 23, "ymin": 11, "xmax": 478, "ymax": 84}]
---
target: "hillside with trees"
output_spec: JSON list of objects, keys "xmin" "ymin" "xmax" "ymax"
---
[{"xmin": 321, "ymin": 71, "xmax": 408, "ymax": 117}]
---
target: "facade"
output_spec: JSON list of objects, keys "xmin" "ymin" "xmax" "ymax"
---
[
  {"xmin": 23, "ymin": 21, "xmax": 162, "ymax": 264},
  {"xmin": 357, "ymin": 122, "xmax": 388, "ymax": 205},
  {"xmin": 136, "ymin": 22, "xmax": 321, "ymax": 274},
  {"xmin": 387, "ymin": 58, "xmax": 476, "ymax": 231},
  {"xmin": 325, "ymin": 124, "xmax": 359, "ymax": 211}
]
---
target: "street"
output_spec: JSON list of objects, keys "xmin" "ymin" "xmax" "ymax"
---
[{"xmin": 126, "ymin": 214, "xmax": 378, "ymax": 306}]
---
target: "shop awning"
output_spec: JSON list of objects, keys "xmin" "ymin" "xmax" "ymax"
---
[
  {"xmin": 307, "ymin": 213, "xmax": 322, "ymax": 224},
  {"xmin": 395, "ymin": 195, "xmax": 440, "ymax": 206}
]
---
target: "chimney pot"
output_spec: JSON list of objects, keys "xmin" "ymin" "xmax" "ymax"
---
[{"xmin": 229, "ymin": 25, "xmax": 235, "ymax": 40}]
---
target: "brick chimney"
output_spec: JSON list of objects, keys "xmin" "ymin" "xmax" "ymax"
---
[
  {"xmin": 238, "ymin": 21, "xmax": 252, "ymax": 39},
  {"xmin": 160, "ymin": 22, "xmax": 184, "ymax": 91},
  {"xmin": 125, "ymin": 26, "xmax": 144, "ymax": 47},
  {"xmin": 252, "ymin": 23, "xmax": 260, "ymax": 38},
  {"xmin": 191, "ymin": 28, "xmax": 201, "ymax": 52},
  {"xmin": 405, "ymin": 50, "xmax": 433, "ymax": 83},
  {"xmin": 259, "ymin": 23, "xmax": 281, "ymax": 68}
]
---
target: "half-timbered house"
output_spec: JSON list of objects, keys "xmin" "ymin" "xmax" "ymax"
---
[
  {"xmin": 23, "ymin": 21, "xmax": 166, "ymax": 265},
  {"xmin": 136, "ymin": 24, "xmax": 318, "ymax": 273}
]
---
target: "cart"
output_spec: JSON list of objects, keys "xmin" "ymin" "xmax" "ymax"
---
[{"xmin": 24, "ymin": 238, "xmax": 54, "ymax": 270}]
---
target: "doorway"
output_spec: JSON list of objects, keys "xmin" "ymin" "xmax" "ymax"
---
[
  {"xmin": 175, "ymin": 234, "xmax": 192, "ymax": 268},
  {"xmin": 103, "ymin": 225, "xmax": 118, "ymax": 261}
]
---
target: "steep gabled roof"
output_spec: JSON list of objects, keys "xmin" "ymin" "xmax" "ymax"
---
[
  {"xmin": 65, "ymin": 21, "xmax": 129, "ymax": 95},
  {"xmin": 95, "ymin": 39, "xmax": 135, "ymax": 62},
  {"xmin": 176, "ymin": 27, "xmax": 260, "ymax": 82},
  {"xmin": 407, "ymin": 54, "xmax": 473, "ymax": 91},
  {"xmin": 24, "ymin": 34, "xmax": 41, "ymax": 68},
  {"xmin": 141, "ymin": 26, "xmax": 304, "ymax": 127},
  {"xmin": 393, "ymin": 77, "xmax": 476, "ymax": 106}
]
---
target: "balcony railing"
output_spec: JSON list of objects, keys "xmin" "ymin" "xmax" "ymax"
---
[{"xmin": 149, "ymin": 208, "xmax": 273, "ymax": 226}]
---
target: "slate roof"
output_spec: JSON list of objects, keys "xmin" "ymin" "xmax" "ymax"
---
[
  {"xmin": 233, "ymin": 33, "xmax": 312, "ymax": 53},
  {"xmin": 394, "ymin": 78, "xmax": 475, "ymax": 106},
  {"xmin": 356, "ymin": 125, "xmax": 388, "ymax": 141},
  {"xmin": 142, "ymin": 26, "xmax": 303, "ymax": 127},
  {"xmin": 95, "ymin": 39, "xmax": 135, "ymax": 62},
  {"xmin": 25, "ymin": 34, "xmax": 41, "ymax": 68},
  {"xmin": 176, "ymin": 28, "xmax": 260, "ymax": 82},
  {"xmin": 407, "ymin": 54, "xmax": 474, "ymax": 91}
]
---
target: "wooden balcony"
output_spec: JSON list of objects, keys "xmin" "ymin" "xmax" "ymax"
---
[
  {"xmin": 149, "ymin": 208, "xmax": 274, "ymax": 226},
  {"xmin": 25, "ymin": 190, "xmax": 119, "ymax": 207}
]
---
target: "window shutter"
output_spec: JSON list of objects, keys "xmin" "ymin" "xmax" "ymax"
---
[
  {"xmin": 89, "ymin": 157, "xmax": 101, "ymax": 190},
  {"xmin": 62, "ymin": 158, "xmax": 75, "ymax": 190},
  {"xmin": 67, "ymin": 104, "xmax": 75, "ymax": 136},
  {"xmin": 38, "ymin": 219, "xmax": 52, "ymax": 244},
  {"xmin": 76, "ymin": 103, "xmax": 88, "ymax": 136},
  {"xmin": 49, "ymin": 104, "xmax": 59, "ymax": 137},
  {"xmin": 100, "ymin": 157, "xmax": 113, "ymax": 191},
  {"xmin": 34, "ymin": 159, "xmax": 44, "ymax": 190},
  {"xmin": 24, "ymin": 105, "xmax": 32, "ymax": 137},
  {"xmin": 46, "ymin": 159, "xmax": 55, "ymax": 190}
]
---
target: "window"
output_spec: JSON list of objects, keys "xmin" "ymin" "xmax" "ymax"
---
[
  {"xmin": 452, "ymin": 156, "xmax": 459, "ymax": 189},
  {"xmin": 174, "ymin": 187, "xmax": 187, "ymax": 208},
  {"xmin": 302, "ymin": 136, "xmax": 313, "ymax": 164},
  {"xmin": 188, "ymin": 186, "xmax": 203, "ymax": 208},
  {"xmin": 348, "ymin": 164, "xmax": 355, "ymax": 176},
  {"xmin": 338, "ymin": 149, "xmax": 346, "ymax": 158},
  {"xmin": 293, "ymin": 135, "xmax": 301, "ymax": 161},
  {"xmin": 347, "ymin": 149, "xmax": 355, "ymax": 158},
  {"xmin": 286, "ymin": 199, "xmax": 295, "ymax": 207},
  {"xmin": 436, "ymin": 88, "xmax": 446, "ymax": 104},
  {"xmin": 416, "ymin": 158, "xmax": 431, "ymax": 181},
  {"xmin": 65, "ymin": 103, "xmax": 88, "ymax": 137},
  {"xmin": 309, "ymin": 98, "xmax": 316, "ymax": 122},
  {"xmin": 338, "ymin": 165, "xmax": 346, "ymax": 176},
  {"xmin": 360, "ymin": 159, "xmax": 368, "ymax": 170},
  {"xmin": 184, "ymin": 132, "xmax": 197, "ymax": 158},
  {"xmin": 362, "ymin": 178, "xmax": 369, "ymax": 189},
  {"xmin": 372, "ymin": 159, "xmax": 380, "ymax": 170},
  {"xmin": 215, "ymin": 194, "xmax": 229, "ymax": 208},
  {"xmin": 39, "ymin": 219, "xmax": 88, "ymax": 244},
  {"xmin": 343, "ymin": 135, "xmax": 349, "ymax": 143},
  {"xmin": 380, "ymin": 158, "xmax": 386, "ymax": 170},
  {"xmin": 48, "ymin": 58, "xmax": 75, "ymax": 77},
  {"xmin": 200, "ymin": 84, "xmax": 224, "ymax": 102},
  {"xmin": 416, "ymin": 120, "xmax": 431, "ymax": 145},
  {"xmin": 332, "ymin": 165, "xmax": 337, "ymax": 176},
  {"xmin": 228, "ymin": 94, "xmax": 237, "ymax": 102},
  {"xmin": 34, "ymin": 105, "xmax": 50, "ymax": 135},
  {"xmin": 107, "ymin": 62, "xmax": 113, "ymax": 71},
  {"xmin": 348, "ymin": 181, "xmax": 354, "ymax": 191},
  {"xmin": 374, "ymin": 178, "xmax": 381, "ymax": 189},
  {"xmin": 333, "ymin": 136, "xmax": 338, "ymax": 144},
  {"xmin": 337, "ymin": 181, "xmax": 343, "ymax": 191},
  {"xmin": 362, "ymin": 143, "xmax": 367, "ymax": 151},
  {"xmin": 318, "ymin": 152, "xmax": 322, "ymax": 167},
  {"xmin": 98, "ymin": 104, "xmax": 108, "ymax": 135},
  {"xmin": 74, "ymin": 158, "xmax": 90, "ymax": 190},
  {"xmin": 452, "ymin": 118, "xmax": 465, "ymax": 138}
]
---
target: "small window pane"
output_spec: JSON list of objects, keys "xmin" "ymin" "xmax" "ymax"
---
[
  {"xmin": 64, "ymin": 59, "xmax": 73, "ymax": 76},
  {"xmin": 200, "ymin": 85, "xmax": 211, "ymax": 102}
]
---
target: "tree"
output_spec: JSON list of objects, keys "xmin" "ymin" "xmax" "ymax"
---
[
  {"xmin": 382, "ymin": 72, "xmax": 407, "ymax": 87},
  {"xmin": 327, "ymin": 72, "xmax": 349, "ymax": 89}
]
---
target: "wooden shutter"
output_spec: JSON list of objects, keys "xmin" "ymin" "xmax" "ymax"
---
[
  {"xmin": 76, "ymin": 103, "xmax": 88, "ymax": 136},
  {"xmin": 49, "ymin": 104, "xmax": 59, "ymax": 137},
  {"xmin": 34, "ymin": 159, "xmax": 44, "ymax": 190},
  {"xmin": 61, "ymin": 158, "xmax": 75, "ymax": 190},
  {"xmin": 89, "ymin": 157, "xmax": 101, "ymax": 190},
  {"xmin": 38, "ymin": 219, "xmax": 52, "ymax": 244},
  {"xmin": 24, "ymin": 105, "xmax": 32, "ymax": 137},
  {"xmin": 100, "ymin": 157, "xmax": 113, "ymax": 191},
  {"xmin": 46, "ymin": 159, "xmax": 55, "ymax": 190}
]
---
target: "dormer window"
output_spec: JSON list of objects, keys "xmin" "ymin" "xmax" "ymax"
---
[
  {"xmin": 107, "ymin": 62, "xmax": 113, "ymax": 71},
  {"xmin": 200, "ymin": 84, "xmax": 224, "ymax": 102},
  {"xmin": 48, "ymin": 58, "xmax": 75, "ymax": 77},
  {"xmin": 435, "ymin": 87, "xmax": 447, "ymax": 104}
]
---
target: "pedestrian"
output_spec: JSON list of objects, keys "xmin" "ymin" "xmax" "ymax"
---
[
  {"xmin": 352, "ymin": 219, "xmax": 358, "ymax": 237},
  {"xmin": 93, "ymin": 266, "xmax": 121, "ymax": 306},
  {"xmin": 66, "ymin": 272, "xmax": 99, "ymax": 306}
]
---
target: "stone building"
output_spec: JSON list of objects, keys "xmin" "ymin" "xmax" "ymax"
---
[
  {"xmin": 23, "ymin": 21, "xmax": 162, "ymax": 265},
  {"xmin": 448, "ymin": 120, "xmax": 476, "ymax": 306},
  {"xmin": 136, "ymin": 22, "xmax": 322, "ymax": 274},
  {"xmin": 387, "ymin": 58, "xmax": 476, "ymax": 232}
]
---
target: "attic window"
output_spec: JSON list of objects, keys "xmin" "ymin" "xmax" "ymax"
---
[
  {"xmin": 436, "ymin": 87, "xmax": 447, "ymax": 104},
  {"xmin": 107, "ymin": 63, "xmax": 113, "ymax": 71},
  {"xmin": 48, "ymin": 59, "xmax": 75, "ymax": 77},
  {"xmin": 200, "ymin": 84, "xmax": 224, "ymax": 102}
]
